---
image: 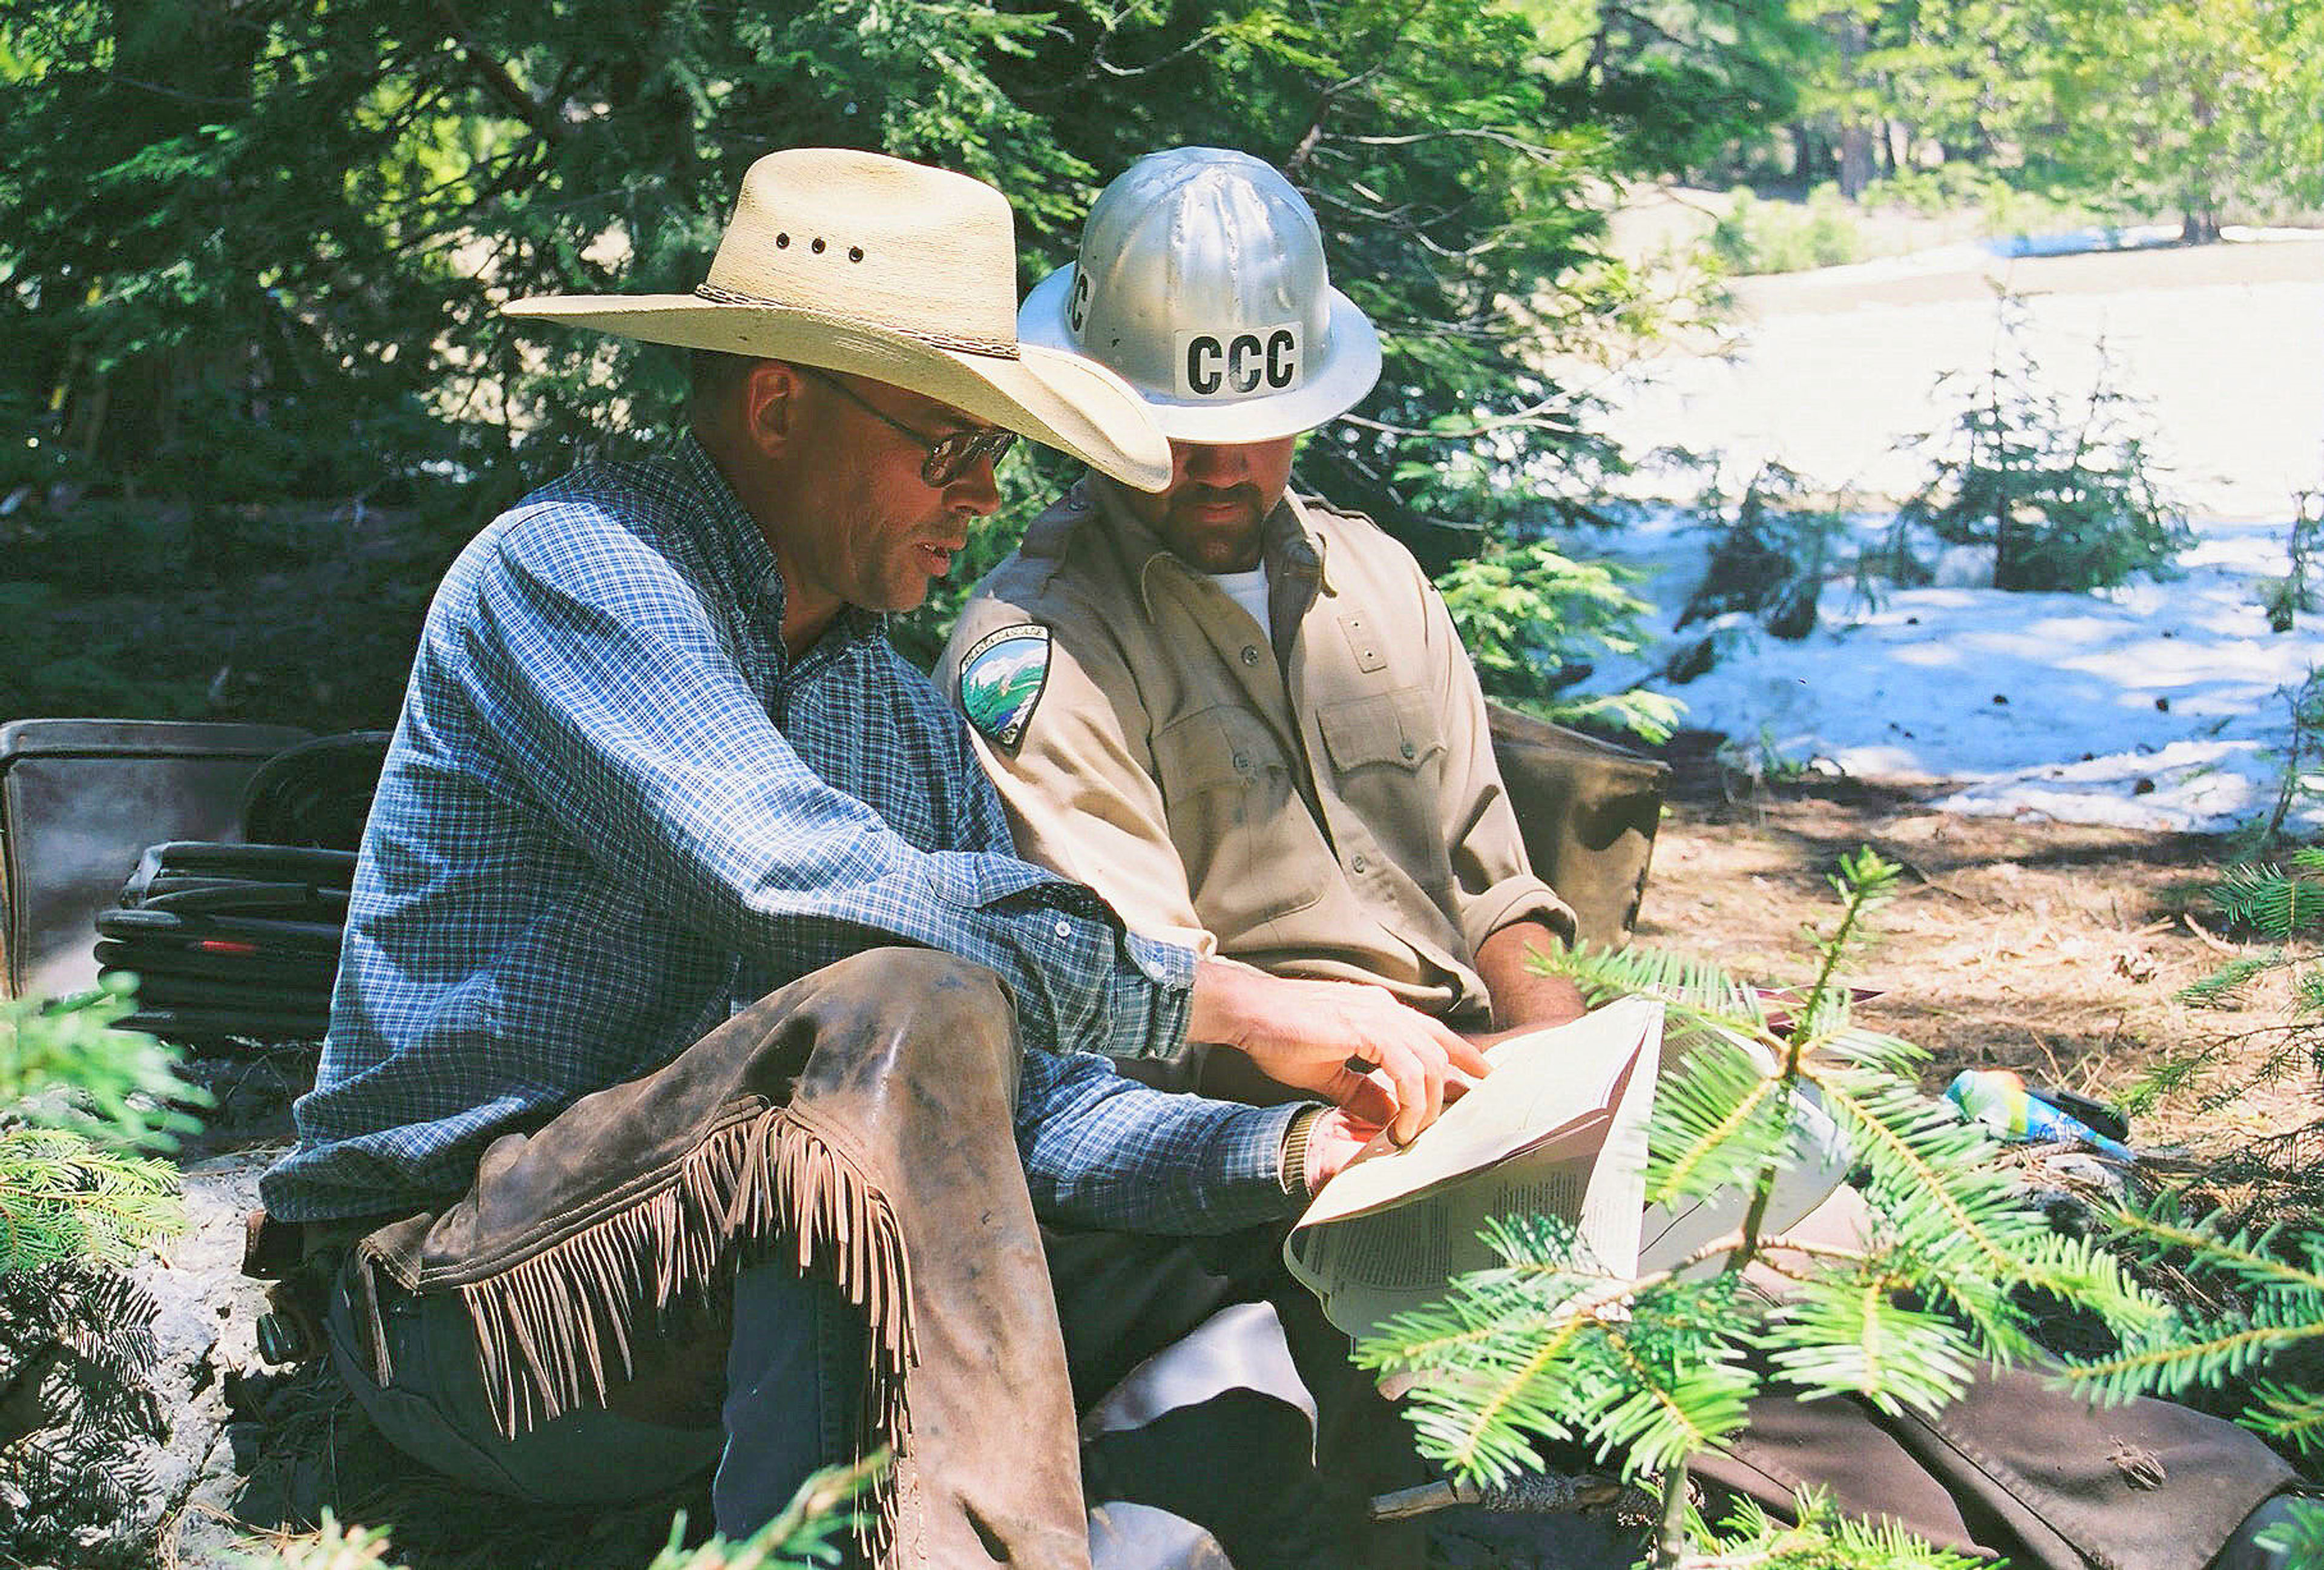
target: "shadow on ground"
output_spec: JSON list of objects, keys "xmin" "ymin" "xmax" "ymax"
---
[{"xmin": 186, "ymin": 1362, "xmax": 715, "ymax": 1569}]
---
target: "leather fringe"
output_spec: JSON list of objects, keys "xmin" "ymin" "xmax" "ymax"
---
[{"xmin": 446, "ymin": 1104, "xmax": 916, "ymax": 1549}]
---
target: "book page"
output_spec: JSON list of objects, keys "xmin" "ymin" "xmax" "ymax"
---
[
  {"xmin": 1284, "ymin": 996, "xmax": 1663, "ymax": 1340},
  {"xmin": 1286, "ymin": 1151, "xmax": 1601, "ymax": 1339},
  {"xmin": 1636, "ymin": 1016, "xmax": 1853, "ymax": 1277}
]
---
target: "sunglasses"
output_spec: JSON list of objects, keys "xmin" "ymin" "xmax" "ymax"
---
[{"xmin": 796, "ymin": 365, "xmax": 1018, "ymax": 488}]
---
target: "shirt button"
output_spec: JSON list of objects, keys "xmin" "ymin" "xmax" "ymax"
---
[
  {"xmin": 1351, "ymin": 855, "xmax": 1368, "ymax": 873},
  {"xmin": 1232, "ymin": 751, "xmax": 1250, "ymax": 770},
  {"xmin": 1399, "ymin": 741, "xmax": 1416, "ymax": 760},
  {"xmin": 1240, "ymin": 645, "xmax": 1261, "ymax": 665},
  {"xmin": 1054, "ymin": 919, "xmax": 1072, "ymax": 939}
]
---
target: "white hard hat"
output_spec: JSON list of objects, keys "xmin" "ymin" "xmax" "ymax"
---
[{"xmin": 1019, "ymin": 147, "xmax": 1382, "ymax": 444}]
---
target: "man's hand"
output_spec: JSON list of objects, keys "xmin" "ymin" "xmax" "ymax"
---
[
  {"xmin": 1187, "ymin": 959, "xmax": 1489, "ymax": 1146},
  {"xmin": 1301, "ymin": 1107, "xmax": 1390, "ymax": 1191}
]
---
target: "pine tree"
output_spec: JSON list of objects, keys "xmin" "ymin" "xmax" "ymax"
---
[{"xmin": 1360, "ymin": 848, "xmax": 2180, "ymax": 1566}]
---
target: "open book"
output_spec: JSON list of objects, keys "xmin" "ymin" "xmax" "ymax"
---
[
  {"xmin": 1284, "ymin": 995, "xmax": 1664, "ymax": 1341},
  {"xmin": 1283, "ymin": 993, "xmax": 1862, "ymax": 1342}
]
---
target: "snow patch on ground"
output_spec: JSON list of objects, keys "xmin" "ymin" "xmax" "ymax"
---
[
  {"xmin": 1560, "ymin": 232, "xmax": 2324, "ymax": 838},
  {"xmin": 1578, "ymin": 512, "xmax": 2322, "ymax": 837}
]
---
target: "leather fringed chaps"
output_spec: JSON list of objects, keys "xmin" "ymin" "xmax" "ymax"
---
[
  {"xmin": 349, "ymin": 949, "xmax": 1091, "ymax": 1568},
  {"xmin": 412, "ymin": 1103, "xmax": 910, "ymax": 1452}
]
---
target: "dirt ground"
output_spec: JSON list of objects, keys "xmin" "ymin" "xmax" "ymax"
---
[
  {"xmin": 163, "ymin": 739, "xmax": 2321, "ymax": 1570},
  {"xmin": 1640, "ymin": 734, "xmax": 2316, "ymax": 1171}
]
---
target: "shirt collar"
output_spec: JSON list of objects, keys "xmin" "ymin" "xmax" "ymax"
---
[{"xmin": 1083, "ymin": 479, "xmax": 1332, "ymax": 620}]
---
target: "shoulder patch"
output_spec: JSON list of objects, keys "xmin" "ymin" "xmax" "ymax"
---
[{"xmin": 957, "ymin": 623, "xmax": 1052, "ymax": 752}]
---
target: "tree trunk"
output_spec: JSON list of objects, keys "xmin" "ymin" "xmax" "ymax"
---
[
  {"xmin": 1838, "ymin": 122, "xmax": 1876, "ymax": 199},
  {"xmin": 1831, "ymin": 13, "xmax": 1873, "ymax": 198}
]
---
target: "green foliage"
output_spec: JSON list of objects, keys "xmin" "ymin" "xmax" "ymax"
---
[
  {"xmin": 2089, "ymin": 849, "xmax": 2324, "ymax": 1481},
  {"xmin": 1690, "ymin": 1490, "xmax": 1986, "ymax": 1570},
  {"xmin": 645, "ymin": 1452, "xmax": 885, "ymax": 1569},
  {"xmin": 1676, "ymin": 462, "xmax": 1852, "ymax": 642},
  {"xmin": 1765, "ymin": 0, "xmax": 2323, "ymax": 237},
  {"xmin": 1, "ymin": 979, "xmax": 205, "ymax": 1151},
  {"xmin": 2258, "ymin": 1496, "xmax": 2324, "ymax": 1565},
  {"xmin": 1713, "ymin": 725, "xmax": 1825, "ymax": 806},
  {"xmin": 2167, "ymin": 849, "xmax": 2324, "ymax": 1155},
  {"xmin": 1377, "ymin": 1210, "xmax": 1761, "ymax": 1483},
  {"xmin": 0, "ymin": 1128, "xmax": 183, "ymax": 1274},
  {"xmin": 2069, "ymin": 1204, "xmax": 2324, "ymax": 1459},
  {"xmin": 0, "ymin": 0, "xmax": 1816, "ymax": 728},
  {"xmin": 1881, "ymin": 294, "xmax": 2192, "ymax": 594},
  {"xmin": 1864, "ymin": 164, "xmax": 2113, "ymax": 237},
  {"xmin": 1433, "ymin": 540, "xmax": 1682, "ymax": 743},
  {"xmin": 2204, "ymin": 849, "xmax": 2324, "ymax": 948},
  {"xmin": 0, "ymin": 1261, "xmax": 174, "ymax": 1560},
  {"xmin": 2252, "ymin": 670, "xmax": 2324, "ymax": 849},
  {"xmin": 2264, "ymin": 490, "xmax": 2324, "ymax": 635},
  {"xmin": 0, "ymin": 0, "xmax": 1803, "ymax": 530},
  {"xmin": 2036, "ymin": 0, "xmax": 2324, "ymax": 239},
  {"xmin": 1360, "ymin": 847, "xmax": 2175, "ymax": 1561},
  {"xmin": 0, "ymin": 983, "xmax": 200, "ymax": 1275},
  {"xmin": 1708, "ymin": 185, "xmax": 1862, "ymax": 276}
]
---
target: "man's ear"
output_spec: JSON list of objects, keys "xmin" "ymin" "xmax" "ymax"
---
[{"xmin": 737, "ymin": 360, "xmax": 804, "ymax": 459}]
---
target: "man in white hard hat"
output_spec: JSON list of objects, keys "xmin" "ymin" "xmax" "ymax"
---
[
  {"xmin": 942, "ymin": 147, "xmax": 2302, "ymax": 1570},
  {"xmin": 258, "ymin": 147, "xmax": 1490, "ymax": 1570},
  {"xmin": 944, "ymin": 147, "xmax": 1586, "ymax": 1095}
]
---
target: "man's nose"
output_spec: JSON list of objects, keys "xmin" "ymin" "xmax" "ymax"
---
[{"xmin": 945, "ymin": 452, "xmax": 1003, "ymax": 516}]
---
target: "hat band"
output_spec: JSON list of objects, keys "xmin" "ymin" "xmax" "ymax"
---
[{"xmin": 692, "ymin": 283, "xmax": 1021, "ymax": 360}]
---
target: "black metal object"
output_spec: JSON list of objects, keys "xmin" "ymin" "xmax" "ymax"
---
[{"xmin": 93, "ymin": 842, "xmax": 355, "ymax": 1046}]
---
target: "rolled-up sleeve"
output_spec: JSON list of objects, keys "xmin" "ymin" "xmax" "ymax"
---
[{"xmin": 1423, "ymin": 580, "xmax": 1577, "ymax": 957}]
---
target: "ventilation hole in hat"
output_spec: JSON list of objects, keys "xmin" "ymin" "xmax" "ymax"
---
[
  {"xmin": 776, "ymin": 233, "xmax": 790, "ymax": 248},
  {"xmin": 849, "ymin": 246, "xmax": 864, "ymax": 263},
  {"xmin": 811, "ymin": 237, "xmax": 827, "ymax": 254}
]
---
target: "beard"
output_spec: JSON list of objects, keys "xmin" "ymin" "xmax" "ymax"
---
[{"xmin": 1163, "ymin": 483, "xmax": 1269, "ymax": 571}]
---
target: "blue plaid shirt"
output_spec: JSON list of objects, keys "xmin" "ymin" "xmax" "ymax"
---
[{"xmin": 262, "ymin": 437, "xmax": 1299, "ymax": 1233}]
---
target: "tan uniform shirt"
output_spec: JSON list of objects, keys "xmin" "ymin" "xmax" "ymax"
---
[{"xmin": 939, "ymin": 477, "xmax": 1571, "ymax": 1020}]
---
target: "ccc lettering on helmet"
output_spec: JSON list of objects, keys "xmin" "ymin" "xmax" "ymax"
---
[
  {"xmin": 1173, "ymin": 325, "xmax": 1301, "ymax": 398},
  {"xmin": 1067, "ymin": 268, "xmax": 1093, "ymax": 336}
]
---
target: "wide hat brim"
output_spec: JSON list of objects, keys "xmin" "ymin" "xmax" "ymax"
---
[
  {"xmin": 502, "ymin": 294, "xmax": 1172, "ymax": 491},
  {"xmin": 1018, "ymin": 264, "xmax": 1382, "ymax": 444}
]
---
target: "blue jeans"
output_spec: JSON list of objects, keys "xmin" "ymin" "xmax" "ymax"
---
[{"xmin": 326, "ymin": 1254, "xmax": 865, "ymax": 1536}]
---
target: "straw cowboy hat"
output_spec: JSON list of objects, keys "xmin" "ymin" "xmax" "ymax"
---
[{"xmin": 504, "ymin": 148, "xmax": 1170, "ymax": 490}]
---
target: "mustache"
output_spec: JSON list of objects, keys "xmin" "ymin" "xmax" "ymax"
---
[{"xmin": 1171, "ymin": 483, "xmax": 1265, "ymax": 515}]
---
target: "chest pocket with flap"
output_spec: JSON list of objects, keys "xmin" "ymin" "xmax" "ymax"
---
[
  {"xmin": 1151, "ymin": 705, "xmax": 1324, "ymax": 928},
  {"xmin": 1315, "ymin": 686, "xmax": 1445, "ymax": 777},
  {"xmin": 1315, "ymin": 686, "xmax": 1452, "ymax": 895},
  {"xmin": 1154, "ymin": 705, "xmax": 1287, "ymax": 796}
]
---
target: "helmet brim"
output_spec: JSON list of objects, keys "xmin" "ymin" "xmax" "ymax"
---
[{"xmin": 1018, "ymin": 266, "xmax": 1382, "ymax": 447}]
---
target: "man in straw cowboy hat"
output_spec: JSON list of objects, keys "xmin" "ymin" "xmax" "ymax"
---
[
  {"xmin": 942, "ymin": 146, "xmax": 2305, "ymax": 1570},
  {"xmin": 258, "ymin": 147, "xmax": 1484, "ymax": 1567}
]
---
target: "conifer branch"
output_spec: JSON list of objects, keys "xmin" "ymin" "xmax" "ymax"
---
[{"xmin": 1370, "ymin": 845, "xmax": 2196, "ymax": 1562}]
